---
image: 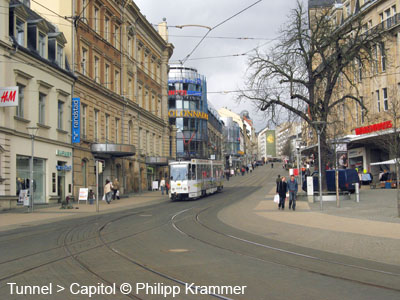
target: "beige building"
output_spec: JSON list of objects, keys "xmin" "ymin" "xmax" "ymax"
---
[
  {"xmin": 308, "ymin": 0, "xmax": 400, "ymax": 176},
  {"xmin": 0, "ymin": 0, "xmax": 75, "ymax": 209},
  {"xmin": 31, "ymin": 0, "xmax": 174, "ymax": 197}
]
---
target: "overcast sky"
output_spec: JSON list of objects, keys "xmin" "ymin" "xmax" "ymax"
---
[{"xmin": 135, "ymin": 0, "xmax": 303, "ymax": 131}]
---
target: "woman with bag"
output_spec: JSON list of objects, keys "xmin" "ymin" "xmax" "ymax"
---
[{"xmin": 276, "ymin": 176, "xmax": 288, "ymax": 210}]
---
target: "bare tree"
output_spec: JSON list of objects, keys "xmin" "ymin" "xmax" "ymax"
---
[{"xmin": 242, "ymin": 1, "xmax": 384, "ymax": 189}]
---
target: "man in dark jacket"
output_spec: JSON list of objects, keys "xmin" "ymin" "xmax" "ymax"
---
[
  {"xmin": 287, "ymin": 175, "xmax": 298, "ymax": 210},
  {"xmin": 276, "ymin": 176, "xmax": 288, "ymax": 210}
]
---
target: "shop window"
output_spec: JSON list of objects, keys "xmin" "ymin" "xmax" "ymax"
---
[{"xmin": 16, "ymin": 155, "xmax": 46, "ymax": 204}]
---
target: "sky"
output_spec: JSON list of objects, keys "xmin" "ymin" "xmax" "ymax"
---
[{"xmin": 134, "ymin": 0, "xmax": 302, "ymax": 131}]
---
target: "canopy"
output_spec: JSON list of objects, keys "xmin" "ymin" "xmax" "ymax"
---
[{"xmin": 370, "ymin": 159, "xmax": 399, "ymax": 166}]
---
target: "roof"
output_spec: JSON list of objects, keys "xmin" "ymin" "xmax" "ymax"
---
[{"xmin": 308, "ymin": 0, "xmax": 336, "ymax": 9}]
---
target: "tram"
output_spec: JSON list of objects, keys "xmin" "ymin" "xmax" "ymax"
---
[{"xmin": 169, "ymin": 159, "xmax": 224, "ymax": 200}]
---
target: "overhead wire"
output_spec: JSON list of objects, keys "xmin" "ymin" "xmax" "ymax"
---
[{"xmin": 181, "ymin": 0, "xmax": 263, "ymax": 64}]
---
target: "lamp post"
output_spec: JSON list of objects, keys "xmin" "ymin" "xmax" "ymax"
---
[
  {"xmin": 312, "ymin": 121, "xmax": 326, "ymax": 210},
  {"xmin": 27, "ymin": 126, "xmax": 39, "ymax": 213}
]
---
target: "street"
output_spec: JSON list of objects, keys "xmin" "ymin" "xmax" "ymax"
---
[{"xmin": 0, "ymin": 166, "xmax": 399, "ymax": 300}]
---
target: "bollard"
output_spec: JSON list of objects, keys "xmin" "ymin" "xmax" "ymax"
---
[{"xmin": 355, "ymin": 182, "xmax": 359, "ymax": 203}]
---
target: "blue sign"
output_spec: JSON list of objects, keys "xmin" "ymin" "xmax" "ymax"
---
[
  {"xmin": 72, "ymin": 97, "xmax": 80, "ymax": 143},
  {"xmin": 168, "ymin": 78, "xmax": 202, "ymax": 85},
  {"xmin": 57, "ymin": 165, "xmax": 72, "ymax": 171}
]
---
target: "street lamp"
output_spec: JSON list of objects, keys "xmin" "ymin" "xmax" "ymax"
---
[
  {"xmin": 312, "ymin": 121, "xmax": 326, "ymax": 210},
  {"xmin": 27, "ymin": 126, "xmax": 39, "ymax": 213}
]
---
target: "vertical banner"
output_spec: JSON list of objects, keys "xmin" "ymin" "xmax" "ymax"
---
[{"xmin": 72, "ymin": 97, "xmax": 80, "ymax": 143}]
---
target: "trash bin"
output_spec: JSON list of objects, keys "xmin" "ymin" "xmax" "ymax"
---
[{"xmin": 385, "ymin": 182, "xmax": 391, "ymax": 189}]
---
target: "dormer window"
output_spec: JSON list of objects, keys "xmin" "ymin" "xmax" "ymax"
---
[
  {"xmin": 16, "ymin": 18, "xmax": 25, "ymax": 46},
  {"xmin": 38, "ymin": 32, "xmax": 46, "ymax": 57},
  {"xmin": 56, "ymin": 43, "xmax": 63, "ymax": 67}
]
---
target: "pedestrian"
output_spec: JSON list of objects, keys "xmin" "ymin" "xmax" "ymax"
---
[
  {"xmin": 88, "ymin": 189, "xmax": 95, "ymax": 205},
  {"xmin": 276, "ymin": 176, "xmax": 288, "ymax": 210},
  {"xmin": 276, "ymin": 174, "xmax": 281, "ymax": 191},
  {"xmin": 225, "ymin": 169, "xmax": 230, "ymax": 181},
  {"xmin": 246, "ymin": 166, "xmax": 249, "ymax": 174},
  {"xmin": 287, "ymin": 175, "xmax": 298, "ymax": 210},
  {"xmin": 271, "ymin": 162, "xmax": 274, "ymax": 168},
  {"xmin": 112, "ymin": 178, "xmax": 120, "ymax": 200},
  {"xmin": 241, "ymin": 166, "xmax": 245, "ymax": 176},
  {"xmin": 165, "ymin": 180, "xmax": 170, "ymax": 195},
  {"xmin": 104, "ymin": 179, "xmax": 113, "ymax": 204},
  {"xmin": 160, "ymin": 177, "xmax": 166, "ymax": 195}
]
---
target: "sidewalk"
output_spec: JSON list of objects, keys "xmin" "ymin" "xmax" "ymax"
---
[
  {"xmin": 0, "ymin": 190, "xmax": 168, "ymax": 232},
  {"xmin": 219, "ymin": 183, "xmax": 400, "ymax": 266}
]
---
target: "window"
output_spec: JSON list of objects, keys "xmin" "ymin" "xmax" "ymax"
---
[
  {"xmin": 81, "ymin": 0, "xmax": 87, "ymax": 21},
  {"xmin": 360, "ymin": 97, "xmax": 365, "ymax": 124},
  {"xmin": 380, "ymin": 42, "xmax": 386, "ymax": 72},
  {"xmin": 114, "ymin": 25, "xmax": 119, "ymax": 49},
  {"xmin": 105, "ymin": 114, "xmax": 110, "ymax": 142},
  {"xmin": 145, "ymin": 90, "xmax": 149, "ymax": 110},
  {"xmin": 383, "ymin": 88, "xmax": 388, "ymax": 111},
  {"xmin": 58, "ymin": 101, "xmax": 64, "ymax": 129},
  {"xmin": 146, "ymin": 130, "xmax": 150, "ymax": 154},
  {"xmin": 16, "ymin": 18, "xmax": 25, "ymax": 46},
  {"xmin": 376, "ymin": 90, "xmax": 381, "ymax": 113},
  {"xmin": 56, "ymin": 44, "xmax": 63, "ymax": 67},
  {"xmin": 151, "ymin": 94, "xmax": 155, "ymax": 112},
  {"xmin": 105, "ymin": 17, "xmax": 110, "ymax": 41},
  {"xmin": 82, "ymin": 47, "xmax": 88, "ymax": 75},
  {"xmin": 114, "ymin": 70, "xmax": 120, "ymax": 93},
  {"xmin": 38, "ymin": 32, "xmax": 46, "ymax": 57},
  {"xmin": 82, "ymin": 159, "xmax": 87, "ymax": 188},
  {"xmin": 128, "ymin": 121, "xmax": 132, "ymax": 144},
  {"xmin": 159, "ymin": 135, "xmax": 162, "ymax": 155},
  {"xmin": 346, "ymin": 4, "xmax": 351, "ymax": 17},
  {"xmin": 139, "ymin": 127, "xmax": 143, "ymax": 151},
  {"xmin": 38, "ymin": 93, "xmax": 46, "ymax": 124},
  {"xmin": 153, "ymin": 133, "xmax": 156, "ymax": 155},
  {"xmin": 105, "ymin": 64, "xmax": 110, "ymax": 88},
  {"xmin": 16, "ymin": 84, "xmax": 24, "ymax": 117},
  {"xmin": 115, "ymin": 118, "xmax": 119, "ymax": 143},
  {"xmin": 127, "ymin": 36, "xmax": 132, "ymax": 57},
  {"xmin": 128, "ymin": 77, "xmax": 132, "ymax": 100},
  {"xmin": 138, "ymin": 84, "xmax": 143, "ymax": 107},
  {"xmin": 94, "ymin": 56, "xmax": 100, "ymax": 83},
  {"xmin": 94, "ymin": 6, "xmax": 99, "ymax": 34},
  {"xmin": 81, "ymin": 104, "xmax": 87, "ymax": 137},
  {"xmin": 94, "ymin": 109, "xmax": 99, "ymax": 141}
]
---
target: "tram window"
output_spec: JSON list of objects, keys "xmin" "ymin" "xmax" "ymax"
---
[
  {"xmin": 191, "ymin": 164, "xmax": 196, "ymax": 180},
  {"xmin": 197, "ymin": 164, "xmax": 202, "ymax": 179}
]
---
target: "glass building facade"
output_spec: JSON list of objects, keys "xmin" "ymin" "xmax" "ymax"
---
[{"xmin": 168, "ymin": 65, "xmax": 208, "ymax": 159}]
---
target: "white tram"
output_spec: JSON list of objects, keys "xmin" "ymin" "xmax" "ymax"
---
[{"xmin": 169, "ymin": 159, "xmax": 224, "ymax": 200}]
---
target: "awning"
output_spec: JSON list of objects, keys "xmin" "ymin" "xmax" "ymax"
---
[
  {"xmin": 91, "ymin": 144, "xmax": 136, "ymax": 157},
  {"xmin": 370, "ymin": 159, "xmax": 399, "ymax": 166}
]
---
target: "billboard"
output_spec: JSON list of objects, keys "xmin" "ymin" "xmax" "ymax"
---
[
  {"xmin": 0, "ymin": 86, "xmax": 19, "ymax": 107},
  {"xmin": 265, "ymin": 130, "xmax": 276, "ymax": 157},
  {"xmin": 72, "ymin": 97, "xmax": 80, "ymax": 143}
]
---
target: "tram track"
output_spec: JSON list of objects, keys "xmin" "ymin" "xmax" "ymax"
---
[{"xmin": 169, "ymin": 182, "xmax": 400, "ymax": 293}]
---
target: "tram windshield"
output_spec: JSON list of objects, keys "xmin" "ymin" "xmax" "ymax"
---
[{"xmin": 170, "ymin": 164, "xmax": 189, "ymax": 181}]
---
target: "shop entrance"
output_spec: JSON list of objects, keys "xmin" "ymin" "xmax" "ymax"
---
[{"xmin": 16, "ymin": 155, "xmax": 46, "ymax": 204}]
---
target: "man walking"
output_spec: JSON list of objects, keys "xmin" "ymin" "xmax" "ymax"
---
[
  {"xmin": 287, "ymin": 175, "xmax": 298, "ymax": 210},
  {"xmin": 276, "ymin": 176, "xmax": 288, "ymax": 210}
]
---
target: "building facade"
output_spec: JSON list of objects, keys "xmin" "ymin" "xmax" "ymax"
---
[
  {"xmin": 308, "ymin": 0, "xmax": 400, "ymax": 178},
  {"xmin": 257, "ymin": 127, "xmax": 276, "ymax": 161},
  {"xmin": 207, "ymin": 106, "xmax": 224, "ymax": 161},
  {"xmin": 0, "ymin": 0, "xmax": 75, "ymax": 209},
  {"xmin": 168, "ymin": 65, "xmax": 208, "ymax": 159},
  {"xmin": 31, "ymin": 0, "xmax": 174, "ymax": 196},
  {"xmin": 221, "ymin": 117, "xmax": 241, "ymax": 169}
]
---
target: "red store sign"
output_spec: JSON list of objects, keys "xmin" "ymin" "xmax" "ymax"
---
[{"xmin": 355, "ymin": 120, "xmax": 392, "ymax": 135}]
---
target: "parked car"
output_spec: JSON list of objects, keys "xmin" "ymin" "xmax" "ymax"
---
[{"xmin": 302, "ymin": 169, "xmax": 360, "ymax": 193}]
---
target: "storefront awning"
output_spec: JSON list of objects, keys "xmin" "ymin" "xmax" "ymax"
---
[
  {"xmin": 370, "ymin": 159, "xmax": 399, "ymax": 166},
  {"xmin": 91, "ymin": 144, "xmax": 136, "ymax": 157}
]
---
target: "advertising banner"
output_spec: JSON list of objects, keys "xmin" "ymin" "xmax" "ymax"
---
[
  {"xmin": 72, "ymin": 97, "xmax": 80, "ymax": 143},
  {"xmin": 0, "ymin": 86, "xmax": 19, "ymax": 107}
]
